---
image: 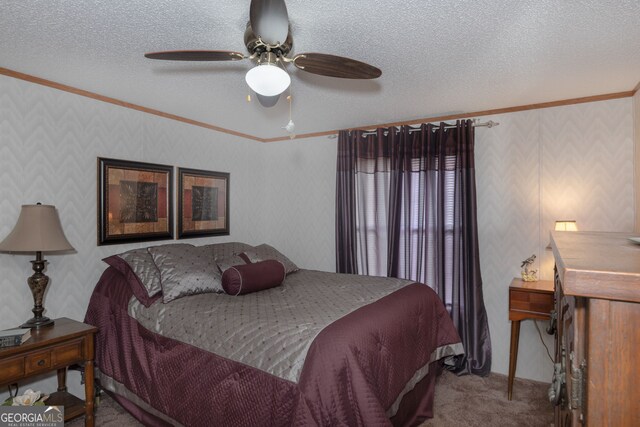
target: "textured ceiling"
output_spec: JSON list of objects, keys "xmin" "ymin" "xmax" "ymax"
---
[{"xmin": 1, "ymin": 0, "xmax": 639, "ymax": 139}]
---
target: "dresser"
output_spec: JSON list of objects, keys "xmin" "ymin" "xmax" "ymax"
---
[{"xmin": 550, "ymin": 232, "xmax": 640, "ymax": 426}]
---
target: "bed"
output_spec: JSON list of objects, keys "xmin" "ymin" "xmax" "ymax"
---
[{"xmin": 84, "ymin": 242, "xmax": 463, "ymax": 426}]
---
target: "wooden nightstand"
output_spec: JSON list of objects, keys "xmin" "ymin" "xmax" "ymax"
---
[
  {"xmin": 508, "ymin": 278, "xmax": 554, "ymax": 401},
  {"xmin": 0, "ymin": 318, "xmax": 97, "ymax": 426}
]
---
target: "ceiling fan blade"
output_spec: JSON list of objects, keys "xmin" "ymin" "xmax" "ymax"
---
[
  {"xmin": 250, "ymin": 0, "xmax": 289, "ymax": 45},
  {"xmin": 144, "ymin": 50, "xmax": 245, "ymax": 61},
  {"xmin": 293, "ymin": 53, "xmax": 381, "ymax": 79}
]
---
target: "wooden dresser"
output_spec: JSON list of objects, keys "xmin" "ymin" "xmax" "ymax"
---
[{"xmin": 550, "ymin": 232, "xmax": 640, "ymax": 426}]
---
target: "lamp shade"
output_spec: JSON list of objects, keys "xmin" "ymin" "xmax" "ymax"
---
[
  {"xmin": 0, "ymin": 204, "xmax": 74, "ymax": 252},
  {"xmin": 245, "ymin": 64, "xmax": 291, "ymax": 97},
  {"xmin": 554, "ymin": 220, "xmax": 578, "ymax": 232}
]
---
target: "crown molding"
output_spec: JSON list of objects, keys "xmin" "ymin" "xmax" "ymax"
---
[
  {"xmin": 0, "ymin": 67, "xmax": 265, "ymax": 142},
  {"xmin": 1, "ymin": 67, "xmax": 636, "ymax": 144},
  {"xmin": 265, "ymin": 90, "xmax": 636, "ymax": 142}
]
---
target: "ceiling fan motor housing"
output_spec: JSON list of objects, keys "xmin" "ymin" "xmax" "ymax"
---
[
  {"xmin": 258, "ymin": 52, "xmax": 279, "ymax": 66},
  {"xmin": 244, "ymin": 22, "xmax": 292, "ymax": 58}
]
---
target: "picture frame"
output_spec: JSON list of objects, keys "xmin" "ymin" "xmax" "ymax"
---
[
  {"xmin": 177, "ymin": 167, "xmax": 230, "ymax": 239},
  {"xmin": 97, "ymin": 157, "xmax": 174, "ymax": 245}
]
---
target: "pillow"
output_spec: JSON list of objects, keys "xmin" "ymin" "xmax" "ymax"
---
[
  {"xmin": 148, "ymin": 244, "xmax": 223, "ymax": 303},
  {"xmin": 222, "ymin": 260, "xmax": 286, "ymax": 295},
  {"xmin": 103, "ymin": 254, "xmax": 161, "ymax": 308},
  {"xmin": 203, "ymin": 242, "xmax": 255, "ymax": 259},
  {"xmin": 241, "ymin": 244, "xmax": 299, "ymax": 275},
  {"xmin": 215, "ymin": 254, "xmax": 249, "ymax": 274}
]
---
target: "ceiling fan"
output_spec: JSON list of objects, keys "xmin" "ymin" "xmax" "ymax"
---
[{"xmin": 144, "ymin": 0, "xmax": 382, "ymax": 107}]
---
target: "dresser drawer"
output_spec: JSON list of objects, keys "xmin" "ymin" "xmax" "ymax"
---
[
  {"xmin": 25, "ymin": 350, "xmax": 51, "ymax": 374},
  {"xmin": 509, "ymin": 289, "xmax": 554, "ymax": 319},
  {"xmin": 0, "ymin": 356, "xmax": 25, "ymax": 384}
]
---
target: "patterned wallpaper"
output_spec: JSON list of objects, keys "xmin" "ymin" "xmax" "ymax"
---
[
  {"xmin": 261, "ymin": 138, "xmax": 338, "ymax": 272},
  {"xmin": 0, "ymin": 71, "xmax": 635, "ymax": 399},
  {"xmin": 476, "ymin": 98, "xmax": 635, "ymax": 381}
]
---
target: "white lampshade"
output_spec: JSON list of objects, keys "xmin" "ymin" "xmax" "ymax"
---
[
  {"xmin": 554, "ymin": 220, "xmax": 578, "ymax": 232},
  {"xmin": 245, "ymin": 64, "xmax": 291, "ymax": 97},
  {"xmin": 0, "ymin": 204, "xmax": 74, "ymax": 253}
]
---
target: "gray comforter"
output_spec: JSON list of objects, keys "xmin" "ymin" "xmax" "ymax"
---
[{"xmin": 129, "ymin": 269, "xmax": 412, "ymax": 382}]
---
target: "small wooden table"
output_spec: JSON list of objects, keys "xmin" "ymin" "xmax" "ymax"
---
[
  {"xmin": 0, "ymin": 318, "xmax": 97, "ymax": 426},
  {"xmin": 508, "ymin": 278, "xmax": 554, "ymax": 400}
]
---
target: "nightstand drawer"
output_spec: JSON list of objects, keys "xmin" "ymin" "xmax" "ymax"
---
[
  {"xmin": 25, "ymin": 350, "xmax": 51, "ymax": 374},
  {"xmin": 51, "ymin": 339, "xmax": 83, "ymax": 366},
  {"xmin": 0, "ymin": 356, "xmax": 25, "ymax": 383},
  {"xmin": 509, "ymin": 289, "xmax": 554, "ymax": 318}
]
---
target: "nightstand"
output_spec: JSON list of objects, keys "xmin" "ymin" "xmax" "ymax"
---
[
  {"xmin": 508, "ymin": 278, "xmax": 554, "ymax": 401},
  {"xmin": 0, "ymin": 318, "xmax": 97, "ymax": 426}
]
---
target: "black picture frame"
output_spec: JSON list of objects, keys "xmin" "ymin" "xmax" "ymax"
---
[
  {"xmin": 98, "ymin": 157, "xmax": 174, "ymax": 245},
  {"xmin": 177, "ymin": 167, "xmax": 230, "ymax": 239}
]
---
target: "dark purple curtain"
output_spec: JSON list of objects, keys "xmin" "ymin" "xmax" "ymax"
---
[
  {"xmin": 335, "ymin": 130, "xmax": 358, "ymax": 274},
  {"xmin": 335, "ymin": 121, "xmax": 491, "ymax": 376}
]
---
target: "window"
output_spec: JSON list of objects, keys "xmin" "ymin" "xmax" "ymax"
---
[{"xmin": 354, "ymin": 156, "xmax": 457, "ymax": 308}]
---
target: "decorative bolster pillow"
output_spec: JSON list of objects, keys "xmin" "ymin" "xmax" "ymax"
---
[{"xmin": 222, "ymin": 260, "xmax": 286, "ymax": 295}]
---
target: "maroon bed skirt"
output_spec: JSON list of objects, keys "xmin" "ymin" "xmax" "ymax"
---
[
  {"xmin": 104, "ymin": 390, "xmax": 173, "ymax": 427},
  {"xmin": 103, "ymin": 364, "xmax": 441, "ymax": 427}
]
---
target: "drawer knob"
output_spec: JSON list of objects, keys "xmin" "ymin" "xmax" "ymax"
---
[{"xmin": 37, "ymin": 359, "xmax": 45, "ymax": 367}]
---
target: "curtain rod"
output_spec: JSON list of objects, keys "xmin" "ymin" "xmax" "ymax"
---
[{"xmin": 354, "ymin": 119, "xmax": 499, "ymax": 137}]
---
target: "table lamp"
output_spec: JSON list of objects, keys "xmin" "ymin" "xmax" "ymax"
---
[
  {"xmin": 0, "ymin": 203, "xmax": 74, "ymax": 328},
  {"xmin": 554, "ymin": 220, "xmax": 578, "ymax": 231}
]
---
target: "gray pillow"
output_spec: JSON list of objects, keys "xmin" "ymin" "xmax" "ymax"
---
[
  {"xmin": 113, "ymin": 248, "xmax": 162, "ymax": 298},
  {"xmin": 203, "ymin": 242, "xmax": 255, "ymax": 259},
  {"xmin": 242, "ymin": 244, "xmax": 299, "ymax": 275},
  {"xmin": 215, "ymin": 254, "xmax": 248, "ymax": 273},
  {"xmin": 149, "ymin": 244, "xmax": 223, "ymax": 303}
]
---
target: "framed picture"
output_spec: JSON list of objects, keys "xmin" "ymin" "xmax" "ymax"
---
[
  {"xmin": 178, "ymin": 168, "xmax": 229, "ymax": 239},
  {"xmin": 98, "ymin": 157, "xmax": 173, "ymax": 245}
]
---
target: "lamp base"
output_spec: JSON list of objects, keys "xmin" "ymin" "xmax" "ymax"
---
[
  {"xmin": 23, "ymin": 252, "xmax": 54, "ymax": 330},
  {"xmin": 21, "ymin": 316, "xmax": 54, "ymax": 329}
]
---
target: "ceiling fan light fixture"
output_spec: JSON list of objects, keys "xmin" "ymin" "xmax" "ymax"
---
[
  {"xmin": 245, "ymin": 63, "xmax": 290, "ymax": 97},
  {"xmin": 256, "ymin": 93, "xmax": 281, "ymax": 107},
  {"xmin": 245, "ymin": 52, "xmax": 291, "ymax": 97}
]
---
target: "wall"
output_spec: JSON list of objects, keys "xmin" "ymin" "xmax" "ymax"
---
[
  {"xmin": 263, "ymin": 98, "xmax": 636, "ymax": 382},
  {"xmin": 475, "ymin": 98, "xmax": 634, "ymax": 382},
  {"xmin": 261, "ymin": 137, "xmax": 338, "ymax": 272},
  {"xmin": 0, "ymin": 74, "xmax": 269, "ymax": 397}
]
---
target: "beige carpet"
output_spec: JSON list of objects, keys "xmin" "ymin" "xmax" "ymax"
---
[
  {"xmin": 68, "ymin": 371, "xmax": 552, "ymax": 426},
  {"xmin": 421, "ymin": 371, "xmax": 552, "ymax": 427}
]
